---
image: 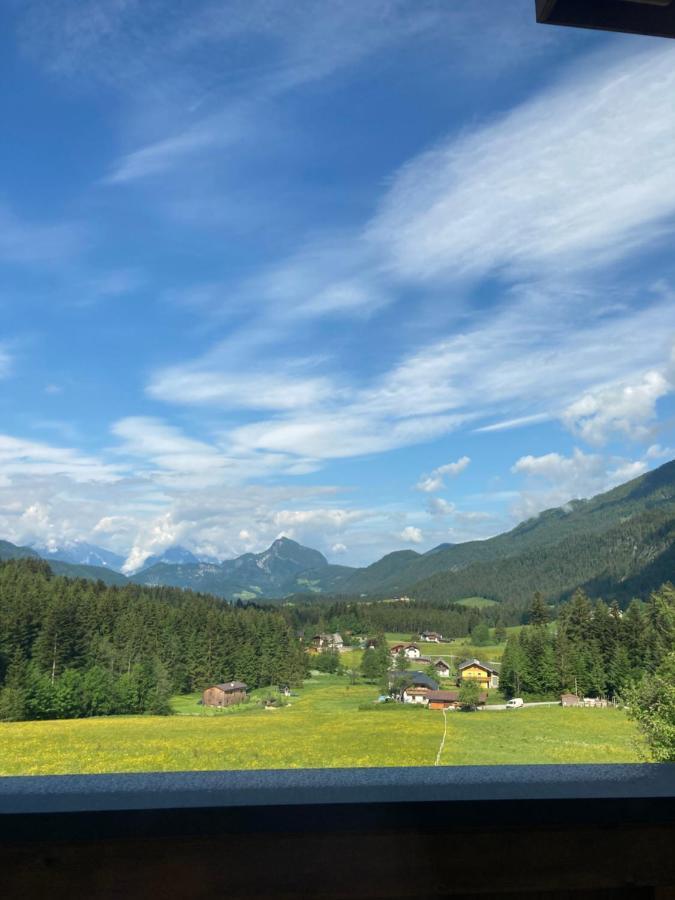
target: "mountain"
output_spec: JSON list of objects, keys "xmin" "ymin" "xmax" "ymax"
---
[
  {"xmin": 136, "ymin": 546, "xmax": 201, "ymax": 571},
  {"xmin": 0, "ymin": 539, "xmax": 127, "ymax": 586},
  {"xmin": 33, "ymin": 541, "xmax": 126, "ymax": 572},
  {"xmin": 4, "ymin": 458, "xmax": 675, "ymax": 603},
  {"xmin": 132, "ymin": 537, "xmax": 331, "ymax": 599},
  {"xmin": 0, "ymin": 539, "xmax": 39, "ymax": 562}
]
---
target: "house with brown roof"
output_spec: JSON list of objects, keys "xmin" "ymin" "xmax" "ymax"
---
[
  {"xmin": 390, "ymin": 643, "xmax": 422, "ymax": 659},
  {"xmin": 561, "ymin": 692, "xmax": 581, "ymax": 707},
  {"xmin": 202, "ymin": 682, "xmax": 248, "ymax": 708},
  {"xmin": 427, "ymin": 689, "xmax": 488, "ymax": 710},
  {"xmin": 311, "ymin": 633, "xmax": 344, "ymax": 652},
  {"xmin": 434, "ymin": 659, "xmax": 452, "ymax": 678},
  {"xmin": 420, "ymin": 631, "xmax": 443, "ymax": 643}
]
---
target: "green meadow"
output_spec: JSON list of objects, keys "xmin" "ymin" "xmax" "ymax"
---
[
  {"xmin": 385, "ymin": 633, "xmax": 507, "ymax": 663},
  {"xmin": 0, "ymin": 675, "xmax": 642, "ymax": 776}
]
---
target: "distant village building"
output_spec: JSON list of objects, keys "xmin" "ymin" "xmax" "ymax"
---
[
  {"xmin": 390, "ymin": 643, "xmax": 422, "ymax": 659},
  {"xmin": 434, "ymin": 659, "xmax": 452, "ymax": 678},
  {"xmin": 396, "ymin": 672, "xmax": 438, "ymax": 704},
  {"xmin": 420, "ymin": 631, "xmax": 442, "ymax": 643},
  {"xmin": 427, "ymin": 689, "xmax": 488, "ymax": 710},
  {"xmin": 202, "ymin": 682, "xmax": 248, "ymax": 708},
  {"xmin": 458, "ymin": 659, "xmax": 500, "ymax": 690},
  {"xmin": 561, "ymin": 693, "xmax": 581, "ymax": 707},
  {"xmin": 311, "ymin": 633, "xmax": 345, "ymax": 652},
  {"xmin": 403, "ymin": 687, "xmax": 431, "ymax": 705}
]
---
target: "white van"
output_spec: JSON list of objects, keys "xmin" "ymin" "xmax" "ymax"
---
[{"xmin": 505, "ymin": 698, "xmax": 524, "ymax": 709}]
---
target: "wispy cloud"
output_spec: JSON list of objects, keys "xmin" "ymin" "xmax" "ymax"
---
[
  {"xmin": 368, "ymin": 44, "xmax": 675, "ymax": 282},
  {"xmin": 416, "ymin": 455, "xmax": 470, "ymax": 492},
  {"xmin": 0, "ymin": 346, "xmax": 13, "ymax": 379},
  {"xmin": 0, "ymin": 205, "xmax": 85, "ymax": 266}
]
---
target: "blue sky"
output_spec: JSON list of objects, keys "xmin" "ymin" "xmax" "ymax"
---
[{"xmin": 1, "ymin": 0, "xmax": 675, "ymax": 570}]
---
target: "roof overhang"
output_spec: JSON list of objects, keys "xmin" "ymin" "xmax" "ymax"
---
[{"xmin": 536, "ymin": 0, "xmax": 675, "ymax": 38}]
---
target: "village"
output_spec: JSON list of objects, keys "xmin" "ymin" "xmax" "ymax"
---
[{"xmin": 200, "ymin": 630, "xmax": 610, "ymax": 713}]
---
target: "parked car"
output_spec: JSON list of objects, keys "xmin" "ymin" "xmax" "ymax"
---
[{"xmin": 505, "ymin": 698, "xmax": 524, "ymax": 709}]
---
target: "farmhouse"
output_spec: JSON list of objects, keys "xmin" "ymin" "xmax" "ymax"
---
[
  {"xmin": 390, "ymin": 643, "xmax": 422, "ymax": 659},
  {"xmin": 458, "ymin": 658, "xmax": 500, "ymax": 690},
  {"xmin": 420, "ymin": 631, "xmax": 442, "ymax": 642},
  {"xmin": 202, "ymin": 681, "xmax": 248, "ymax": 708},
  {"xmin": 427, "ymin": 690, "xmax": 488, "ymax": 710},
  {"xmin": 397, "ymin": 672, "xmax": 438, "ymax": 704},
  {"xmin": 434, "ymin": 659, "xmax": 452, "ymax": 678},
  {"xmin": 403, "ymin": 687, "xmax": 431, "ymax": 705},
  {"xmin": 312, "ymin": 632, "xmax": 344, "ymax": 652},
  {"xmin": 561, "ymin": 692, "xmax": 581, "ymax": 707}
]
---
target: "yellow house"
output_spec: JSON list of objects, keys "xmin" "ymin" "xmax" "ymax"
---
[{"xmin": 458, "ymin": 658, "xmax": 499, "ymax": 690}]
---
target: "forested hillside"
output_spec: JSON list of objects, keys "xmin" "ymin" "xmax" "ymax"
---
[{"xmin": 0, "ymin": 558, "xmax": 307, "ymax": 722}]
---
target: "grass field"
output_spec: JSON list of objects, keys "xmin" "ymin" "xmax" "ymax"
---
[
  {"xmin": 0, "ymin": 674, "xmax": 642, "ymax": 776},
  {"xmin": 385, "ymin": 633, "xmax": 506, "ymax": 664},
  {"xmin": 454, "ymin": 597, "xmax": 499, "ymax": 608}
]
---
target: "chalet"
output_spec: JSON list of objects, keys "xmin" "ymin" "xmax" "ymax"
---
[
  {"xmin": 202, "ymin": 681, "xmax": 248, "ymax": 708},
  {"xmin": 427, "ymin": 690, "xmax": 488, "ymax": 710},
  {"xmin": 416, "ymin": 656, "xmax": 433, "ymax": 666},
  {"xmin": 398, "ymin": 673, "xmax": 438, "ymax": 705},
  {"xmin": 458, "ymin": 658, "xmax": 500, "ymax": 690},
  {"xmin": 402, "ymin": 687, "xmax": 431, "ymax": 705},
  {"xmin": 434, "ymin": 659, "xmax": 452, "ymax": 678},
  {"xmin": 561, "ymin": 693, "xmax": 581, "ymax": 707},
  {"xmin": 311, "ymin": 633, "xmax": 344, "ymax": 652},
  {"xmin": 390, "ymin": 643, "xmax": 422, "ymax": 659},
  {"xmin": 420, "ymin": 631, "xmax": 442, "ymax": 643}
]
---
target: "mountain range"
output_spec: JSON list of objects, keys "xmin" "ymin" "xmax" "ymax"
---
[{"xmin": 2, "ymin": 458, "xmax": 675, "ymax": 604}]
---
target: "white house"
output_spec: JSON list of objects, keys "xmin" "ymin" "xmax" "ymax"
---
[
  {"xmin": 402, "ymin": 687, "xmax": 430, "ymax": 705},
  {"xmin": 434, "ymin": 659, "xmax": 451, "ymax": 678}
]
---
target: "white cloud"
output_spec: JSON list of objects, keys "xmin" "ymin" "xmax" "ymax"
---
[
  {"xmin": 399, "ymin": 525, "xmax": 423, "ymax": 544},
  {"xmin": 0, "ymin": 433, "xmax": 122, "ymax": 483},
  {"xmin": 473, "ymin": 413, "xmax": 551, "ymax": 434},
  {"xmin": 331, "ymin": 542, "xmax": 348, "ymax": 555},
  {"xmin": 147, "ymin": 365, "xmax": 336, "ymax": 413},
  {"xmin": 272, "ymin": 509, "xmax": 367, "ymax": 530},
  {"xmin": 561, "ymin": 370, "xmax": 672, "ymax": 446},
  {"xmin": 645, "ymin": 443, "xmax": 674, "ymax": 461},
  {"xmin": 510, "ymin": 448, "xmax": 651, "ymax": 521},
  {"xmin": 368, "ymin": 45, "xmax": 675, "ymax": 282},
  {"xmin": 427, "ymin": 497, "xmax": 456, "ymax": 516},
  {"xmin": 416, "ymin": 455, "xmax": 470, "ymax": 492}
]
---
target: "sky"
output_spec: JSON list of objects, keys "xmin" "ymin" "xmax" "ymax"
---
[{"xmin": 1, "ymin": 0, "xmax": 675, "ymax": 572}]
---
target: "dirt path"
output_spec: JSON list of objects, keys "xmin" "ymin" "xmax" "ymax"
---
[{"xmin": 434, "ymin": 708, "xmax": 448, "ymax": 766}]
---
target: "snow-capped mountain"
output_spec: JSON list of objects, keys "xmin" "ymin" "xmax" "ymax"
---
[{"xmin": 33, "ymin": 541, "xmax": 126, "ymax": 572}]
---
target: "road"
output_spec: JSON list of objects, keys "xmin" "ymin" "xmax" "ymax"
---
[{"xmin": 483, "ymin": 701, "xmax": 561, "ymax": 711}]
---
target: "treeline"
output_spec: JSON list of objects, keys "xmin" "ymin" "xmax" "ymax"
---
[
  {"xmin": 0, "ymin": 558, "xmax": 307, "ymax": 721},
  {"xmin": 500, "ymin": 586, "xmax": 675, "ymax": 700},
  {"xmin": 281, "ymin": 597, "xmax": 497, "ymax": 639}
]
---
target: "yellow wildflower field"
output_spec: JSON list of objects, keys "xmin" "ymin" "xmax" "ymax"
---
[{"xmin": 0, "ymin": 675, "xmax": 642, "ymax": 776}]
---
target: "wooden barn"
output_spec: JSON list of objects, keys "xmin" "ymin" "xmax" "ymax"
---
[
  {"xmin": 202, "ymin": 681, "xmax": 248, "ymax": 708},
  {"xmin": 561, "ymin": 692, "xmax": 581, "ymax": 707},
  {"xmin": 427, "ymin": 690, "xmax": 488, "ymax": 710}
]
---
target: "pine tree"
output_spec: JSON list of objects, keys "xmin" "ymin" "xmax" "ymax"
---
[{"xmin": 529, "ymin": 592, "xmax": 549, "ymax": 626}]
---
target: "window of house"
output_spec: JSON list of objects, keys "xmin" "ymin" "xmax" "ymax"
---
[{"xmin": 0, "ymin": 0, "xmax": 674, "ymax": 783}]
